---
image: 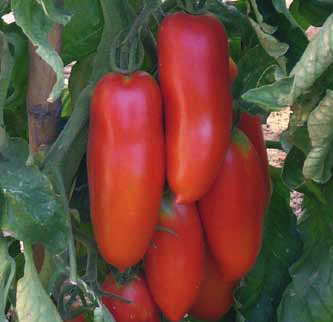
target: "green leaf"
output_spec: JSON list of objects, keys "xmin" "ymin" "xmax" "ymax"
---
[
  {"xmin": 243, "ymin": 13, "xmax": 333, "ymax": 111},
  {"xmin": 68, "ymin": 55, "xmax": 94, "ymax": 108},
  {"xmin": 233, "ymin": 45, "xmax": 276, "ymax": 99},
  {"xmin": 290, "ymin": 14, "xmax": 333, "ymax": 101},
  {"xmin": 235, "ymin": 169, "xmax": 302, "ymax": 322},
  {"xmin": 0, "ymin": 0, "xmax": 10, "ymax": 16},
  {"xmin": 282, "ymin": 146, "xmax": 306, "ymax": 190},
  {"xmin": 0, "ymin": 138, "xmax": 69, "ymax": 253},
  {"xmin": 91, "ymin": 0, "xmax": 135, "ymax": 83},
  {"xmin": 0, "ymin": 31, "xmax": 13, "ymax": 128},
  {"xmin": 16, "ymin": 244, "xmax": 63, "ymax": 322},
  {"xmin": 256, "ymin": 0, "xmax": 308, "ymax": 71},
  {"xmin": 249, "ymin": 18, "xmax": 288, "ymax": 70},
  {"xmin": 242, "ymin": 76, "xmax": 294, "ymax": 111},
  {"xmin": 94, "ymin": 304, "xmax": 116, "ymax": 322},
  {"xmin": 62, "ymin": 0, "xmax": 103, "ymax": 65},
  {"xmin": 290, "ymin": 0, "xmax": 333, "ymax": 28},
  {"xmin": 37, "ymin": 0, "xmax": 71, "ymax": 25},
  {"xmin": 207, "ymin": 0, "xmax": 255, "ymax": 48},
  {"xmin": 3, "ymin": 24, "xmax": 29, "ymax": 139},
  {"xmin": 303, "ymin": 90, "xmax": 333, "ymax": 183},
  {"xmin": 272, "ymin": 0, "xmax": 300, "ymax": 29},
  {"xmin": 286, "ymin": 125, "xmax": 311, "ymax": 155},
  {"xmin": 11, "ymin": 0, "xmax": 66, "ymax": 102},
  {"xmin": 249, "ymin": 0, "xmax": 277, "ymax": 34},
  {"xmin": 277, "ymin": 180, "xmax": 333, "ymax": 322},
  {"xmin": 0, "ymin": 238, "xmax": 15, "ymax": 322}
]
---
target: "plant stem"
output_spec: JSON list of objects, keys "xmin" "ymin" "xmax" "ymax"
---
[{"xmin": 266, "ymin": 140, "xmax": 283, "ymax": 150}]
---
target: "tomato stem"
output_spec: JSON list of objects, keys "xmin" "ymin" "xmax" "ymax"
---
[{"xmin": 110, "ymin": 0, "xmax": 161, "ymax": 74}]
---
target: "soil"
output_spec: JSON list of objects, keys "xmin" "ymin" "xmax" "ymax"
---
[{"xmin": 264, "ymin": 110, "xmax": 303, "ymax": 216}]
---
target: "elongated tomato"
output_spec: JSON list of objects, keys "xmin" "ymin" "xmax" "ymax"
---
[
  {"xmin": 189, "ymin": 251, "xmax": 235, "ymax": 322},
  {"xmin": 145, "ymin": 193, "xmax": 205, "ymax": 321},
  {"xmin": 88, "ymin": 72, "xmax": 164, "ymax": 270},
  {"xmin": 158, "ymin": 12, "xmax": 232, "ymax": 203},
  {"xmin": 238, "ymin": 112, "xmax": 271, "ymax": 208},
  {"xmin": 102, "ymin": 274, "xmax": 161, "ymax": 322},
  {"xmin": 199, "ymin": 129, "xmax": 265, "ymax": 282}
]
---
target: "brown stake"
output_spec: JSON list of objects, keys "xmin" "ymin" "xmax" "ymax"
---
[
  {"xmin": 27, "ymin": 24, "xmax": 63, "ymax": 155},
  {"xmin": 27, "ymin": 20, "xmax": 63, "ymax": 271}
]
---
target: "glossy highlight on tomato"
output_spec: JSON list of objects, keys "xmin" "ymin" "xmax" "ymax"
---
[
  {"xmin": 158, "ymin": 12, "xmax": 232, "ymax": 203},
  {"xmin": 199, "ymin": 129, "xmax": 265, "ymax": 282},
  {"xmin": 88, "ymin": 71, "xmax": 165, "ymax": 270},
  {"xmin": 145, "ymin": 192, "xmax": 205, "ymax": 321},
  {"xmin": 102, "ymin": 274, "xmax": 161, "ymax": 322},
  {"xmin": 190, "ymin": 251, "xmax": 235, "ymax": 322},
  {"xmin": 238, "ymin": 112, "xmax": 271, "ymax": 208}
]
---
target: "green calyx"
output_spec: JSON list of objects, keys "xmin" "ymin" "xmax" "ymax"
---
[{"xmin": 232, "ymin": 127, "xmax": 251, "ymax": 154}]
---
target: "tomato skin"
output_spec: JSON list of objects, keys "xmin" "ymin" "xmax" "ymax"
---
[
  {"xmin": 238, "ymin": 112, "xmax": 271, "ymax": 208},
  {"xmin": 145, "ymin": 193, "xmax": 205, "ymax": 321},
  {"xmin": 102, "ymin": 274, "xmax": 161, "ymax": 322},
  {"xmin": 158, "ymin": 12, "xmax": 232, "ymax": 203},
  {"xmin": 88, "ymin": 72, "xmax": 165, "ymax": 270},
  {"xmin": 64, "ymin": 315, "xmax": 85, "ymax": 322},
  {"xmin": 229, "ymin": 57, "xmax": 238, "ymax": 82},
  {"xmin": 189, "ymin": 252, "xmax": 235, "ymax": 322},
  {"xmin": 199, "ymin": 129, "xmax": 265, "ymax": 282}
]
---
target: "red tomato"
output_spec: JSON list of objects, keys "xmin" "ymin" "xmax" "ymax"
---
[
  {"xmin": 229, "ymin": 57, "xmax": 238, "ymax": 82},
  {"xmin": 145, "ymin": 193, "xmax": 205, "ymax": 321},
  {"xmin": 88, "ymin": 72, "xmax": 165, "ymax": 270},
  {"xmin": 64, "ymin": 315, "xmax": 85, "ymax": 322},
  {"xmin": 238, "ymin": 112, "xmax": 271, "ymax": 208},
  {"xmin": 189, "ymin": 251, "xmax": 235, "ymax": 321},
  {"xmin": 199, "ymin": 129, "xmax": 265, "ymax": 282},
  {"xmin": 102, "ymin": 274, "xmax": 161, "ymax": 322},
  {"xmin": 158, "ymin": 12, "xmax": 232, "ymax": 203}
]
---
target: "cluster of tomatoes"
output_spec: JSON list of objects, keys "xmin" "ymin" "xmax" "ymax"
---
[{"xmin": 83, "ymin": 10, "xmax": 271, "ymax": 322}]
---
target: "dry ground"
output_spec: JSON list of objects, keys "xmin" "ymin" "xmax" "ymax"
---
[{"xmin": 264, "ymin": 111, "xmax": 303, "ymax": 216}]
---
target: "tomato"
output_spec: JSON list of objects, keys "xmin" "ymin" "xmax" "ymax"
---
[
  {"xmin": 145, "ymin": 193, "xmax": 205, "ymax": 321},
  {"xmin": 189, "ymin": 251, "xmax": 235, "ymax": 322},
  {"xmin": 158, "ymin": 12, "xmax": 232, "ymax": 203},
  {"xmin": 229, "ymin": 57, "xmax": 238, "ymax": 82},
  {"xmin": 199, "ymin": 129, "xmax": 265, "ymax": 282},
  {"xmin": 88, "ymin": 72, "xmax": 165, "ymax": 270},
  {"xmin": 238, "ymin": 112, "xmax": 271, "ymax": 208},
  {"xmin": 64, "ymin": 315, "xmax": 85, "ymax": 322},
  {"xmin": 102, "ymin": 274, "xmax": 161, "ymax": 322}
]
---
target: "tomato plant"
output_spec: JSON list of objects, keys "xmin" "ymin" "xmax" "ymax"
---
[{"xmin": 1, "ymin": 0, "xmax": 333, "ymax": 322}]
